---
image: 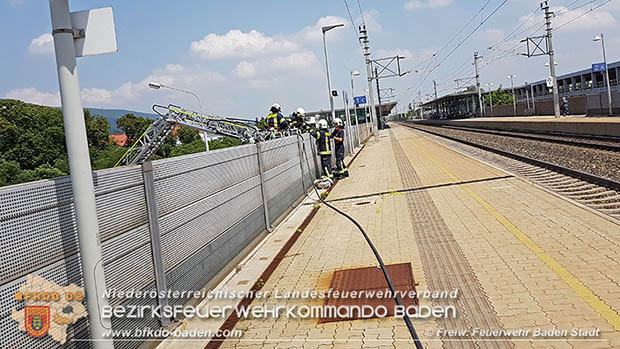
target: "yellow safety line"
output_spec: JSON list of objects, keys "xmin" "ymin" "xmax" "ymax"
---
[
  {"xmin": 410, "ymin": 139, "xmax": 620, "ymax": 332},
  {"xmin": 113, "ymin": 125, "xmax": 152, "ymax": 168}
]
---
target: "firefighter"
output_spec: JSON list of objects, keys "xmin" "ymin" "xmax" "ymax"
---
[
  {"xmin": 289, "ymin": 107, "xmax": 309, "ymax": 133},
  {"xmin": 332, "ymin": 118, "xmax": 349, "ymax": 179},
  {"xmin": 266, "ymin": 103, "xmax": 287, "ymax": 131},
  {"xmin": 311, "ymin": 119, "xmax": 333, "ymax": 179}
]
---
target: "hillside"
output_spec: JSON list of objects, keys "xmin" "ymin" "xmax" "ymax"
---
[{"xmin": 84, "ymin": 108, "xmax": 158, "ymax": 133}]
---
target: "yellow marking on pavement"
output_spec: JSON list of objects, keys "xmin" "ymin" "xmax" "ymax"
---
[{"xmin": 410, "ymin": 139, "xmax": 620, "ymax": 332}]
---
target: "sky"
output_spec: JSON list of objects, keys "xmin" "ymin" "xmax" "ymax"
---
[{"xmin": 1, "ymin": 0, "xmax": 619, "ymax": 119}]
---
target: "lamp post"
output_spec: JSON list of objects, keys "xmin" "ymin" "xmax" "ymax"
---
[
  {"xmin": 49, "ymin": 1, "xmax": 113, "ymax": 346},
  {"xmin": 350, "ymin": 70, "xmax": 362, "ymax": 147},
  {"xmin": 593, "ymin": 33, "xmax": 613, "ymax": 116},
  {"xmin": 148, "ymin": 81, "xmax": 208, "ymax": 150},
  {"xmin": 485, "ymin": 83, "xmax": 494, "ymax": 116},
  {"xmin": 508, "ymin": 74, "xmax": 517, "ymax": 116},
  {"xmin": 321, "ymin": 24, "xmax": 344, "ymax": 121}
]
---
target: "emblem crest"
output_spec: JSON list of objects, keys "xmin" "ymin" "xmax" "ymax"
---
[{"xmin": 25, "ymin": 305, "xmax": 50, "ymax": 338}]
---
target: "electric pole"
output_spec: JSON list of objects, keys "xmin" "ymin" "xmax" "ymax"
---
[
  {"xmin": 542, "ymin": 1, "xmax": 561, "ymax": 118},
  {"xmin": 433, "ymin": 80, "xmax": 439, "ymax": 117},
  {"xmin": 375, "ymin": 67, "xmax": 383, "ymax": 129},
  {"xmin": 474, "ymin": 52, "xmax": 483, "ymax": 117},
  {"xmin": 359, "ymin": 25, "xmax": 378, "ymax": 133}
]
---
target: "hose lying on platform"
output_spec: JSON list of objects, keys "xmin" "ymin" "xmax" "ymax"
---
[{"xmin": 296, "ymin": 134, "xmax": 424, "ymax": 349}]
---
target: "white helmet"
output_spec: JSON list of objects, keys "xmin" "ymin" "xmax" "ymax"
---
[
  {"xmin": 270, "ymin": 103, "xmax": 281, "ymax": 112},
  {"xmin": 333, "ymin": 118, "xmax": 343, "ymax": 127},
  {"xmin": 318, "ymin": 119, "xmax": 328, "ymax": 130},
  {"xmin": 307, "ymin": 116, "xmax": 316, "ymax": 125},
  {"xmin": 296, "ymin": 107, "xmax": 306, "ymax": 116}
]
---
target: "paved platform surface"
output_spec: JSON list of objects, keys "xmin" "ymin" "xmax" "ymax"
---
[{"xmin": 162, "ymin": 124, "xmax": 620, "ymax": 349}]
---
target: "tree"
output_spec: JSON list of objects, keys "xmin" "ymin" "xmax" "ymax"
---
[
  {"xmin": 0, "ymin": 159, "xmax": 22, "ymax": 187},
  {"xmin": 176, "ymin": 127, "xmax": 201, "ymax": 144},
  {"xmin": 84, "ymin": 109, "xmax": 111, "ymax": 150},
  {"xmin": 116, "ymin": 113, "xmax": 152, "ymax": 144},
  {"xmin": 464, "ymin": 85, "xmax": 477, "ymax": 92},
  {"xmin": 485, "ymin": 88, "xmax": 514, "ymax": 106}
]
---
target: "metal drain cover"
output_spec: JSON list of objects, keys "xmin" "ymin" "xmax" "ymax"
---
[{"xmin": 319, "ymin": 263, "xmax": 418, "ymax": 323}]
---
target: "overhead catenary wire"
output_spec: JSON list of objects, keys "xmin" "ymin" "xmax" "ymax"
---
[
  {"xmin": 343, "ymin": 0, "xmax": 364, "ymax": 50},
  {"xmin": 356, "ymin": 0, "xmax": 366, "ymax": 26},
  {"xmin": 397, "ymin": 0, "xmax": 509, "ymax": 105},
  {"xmin": 556, "ymin": 0, "xmax": 614, "ymax": 31},
  {"xmin": 397, "ymin": 0, "xmax": 609, "ymax": 108}
]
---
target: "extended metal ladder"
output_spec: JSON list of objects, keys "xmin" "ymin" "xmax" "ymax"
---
[{"xmin": 117, "ymin": 104, "xmax": 265, "ymax": 166}]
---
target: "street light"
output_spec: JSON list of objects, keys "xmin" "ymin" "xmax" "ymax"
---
[
  {"xmin": 350, "ymin": 70, "xmax": 362, "ymax": 147},
  {"xmin": 148, "ymin": 81, "xmax": 208, "ymax": 150},
  {"xmin": 321, "ymin": 23, "xmax": 344, "ymax": 121},
  {"xmin": 507, "ymin": 74, "xmax": 517, "ymax": 116},
  {"xmin": 594, "ymin": 33, "xmax": 613, "ymax": 116}
]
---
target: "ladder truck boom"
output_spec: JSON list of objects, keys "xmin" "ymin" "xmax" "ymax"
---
[{"xmin": 116, "ymin": 104, "xmax": 265, "ymax": 166}]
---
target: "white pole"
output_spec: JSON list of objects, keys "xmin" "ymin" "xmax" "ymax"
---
[
  {"xmin": 49, "ymin": 0, "xmax": 113, "ymax": 347},
  {"xmin": 343, "ymin": 91, "xmax": 354, "ymax": 155},
  {"xmin": 351, "ymin": 71, "xmax": 361, "ymax": 147},
  {"xmin": 322, "ymin": 31, "xmax": 335, "ymax": 121},
  {"xmin": 510, "ymin": 75, "xmax": 517, "ymax": 116},
  {"xmin": 543, "ymin": 2, "xmax": 561, "ymax": 118},
  {"xmin": 600, "ymin": 33, "xmax": 613, "ymax": 116}
]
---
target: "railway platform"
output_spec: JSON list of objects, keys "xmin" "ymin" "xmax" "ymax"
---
[
  {"xmin": 415, "ymin": 115, "xmax": 620, "ymax": 138},
  {"xmin": 160, "ymin": 124, "xmax": 620, "ymax": 349}
]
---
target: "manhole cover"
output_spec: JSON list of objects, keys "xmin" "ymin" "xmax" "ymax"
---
[{"xmin": 319, "ymin": 263, "xmax": 418, "ymax": 323}]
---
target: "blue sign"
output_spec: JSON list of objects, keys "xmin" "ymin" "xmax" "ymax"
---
[
  {"xmin": 592, "ymin": 62, "xmax": 607, "ymax": 72},
  {"xmin": 354, "ymin": 96, "xmax": 367, "ymax": 105}
]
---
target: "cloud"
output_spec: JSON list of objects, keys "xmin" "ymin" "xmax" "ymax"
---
[
  {"xmin": 553, "ymin": 6, "xmax": 617, "ymax": 32},
  {"xmin": 9, "ymin": 0, "xmax": 24, "ymax": 6},
  {"xmin": 6, "ymin": 87, "xmax": 60, "ymax": 106},
  {"xmin": 375, "ymin": 48, "xmax": 413, "ymax": 59},
  {"xmin": 405, "ymin": 0, "xmax": 453, "ymax": 11},
  {"xmin": 233, "ymin": 51, "xmax": 321, "ymax": 79},
  {"xmin": 480, "ymin": 29, "xmax": 505, "ymax": 43},
  {"xmin": 4, "ymin": 64, "xmax": 228, "ymax": 110},
  {"xmin": 29, "ymin": 33, "xmax": 54, "ymax": 55},
  {"xmin": 357, "ymin": 10, "xmax": 382, "ymax": 32},
  {"xmin": 233, "ymin": 61, "xmax": 257, "ymax": 79},
  {"xmin": 299, "ymin": 16, "xmax": 349, "ymax": 42},
  {"xmin": 190, "ymin": 29, "xmax": 299, "ymax": 59}
]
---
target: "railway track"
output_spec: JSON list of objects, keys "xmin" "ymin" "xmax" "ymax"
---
[
  {"xmin": 400, "ymin": 123, "xmax": 620, "ymax": 220},
  {"xmin": 440, "ymin": 124, "xmax": 620, "ymax": 153}
]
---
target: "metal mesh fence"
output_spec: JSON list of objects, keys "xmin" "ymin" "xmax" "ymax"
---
[{"xmin": 0, "ymin": 133, "xmax": 326, "ymax": 348}]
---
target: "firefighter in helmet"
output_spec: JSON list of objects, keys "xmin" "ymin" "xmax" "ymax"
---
[
  {"xmin": 266, "ymin": 103, "xmax": 287, "ymax": 131},
  {"xmin": 332, "ymin": 118, "xmax": 349, "ymax": 179},
  {"xmin": 311, "ymin": 119, "xmax": 333, "ymax": 179}
]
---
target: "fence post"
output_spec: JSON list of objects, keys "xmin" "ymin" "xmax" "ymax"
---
[
  {"xmin": 256, "ymin": 142, "xmax": 272, "ymax": 232},
  {"xmin": 141, "ymin": 161, "xmax": 170, "ymax": 327},
  {"xmin": 296, "ymin": 135, "xmax": 307, "ymax": 192},
  {"xmin": 310, "ymin": 138, "xmax": 321, "ymax": 178}
]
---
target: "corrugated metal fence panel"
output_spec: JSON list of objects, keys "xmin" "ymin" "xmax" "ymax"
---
[{"xmin": 0, "ymin": 133, "xmax": 335, "ymax": 348}]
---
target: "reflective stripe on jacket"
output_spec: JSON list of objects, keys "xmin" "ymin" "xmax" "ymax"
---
[{"xmin": 313, "ymin": 130, "xmax": 332, "ymax": 155}]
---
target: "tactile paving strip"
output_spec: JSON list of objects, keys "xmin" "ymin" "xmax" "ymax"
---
[
  {"xmin": 319, "ymin": 263, "xmax": 419, "ymax": 323},
  {"xmin": 390, "ymin": 131, "xmax": 511, "ymax": 349}
]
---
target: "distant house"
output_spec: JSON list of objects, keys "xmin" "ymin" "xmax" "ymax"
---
[{"xmin": 109, "ymin": 133, "xmax": 128, "ymax": 146}]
